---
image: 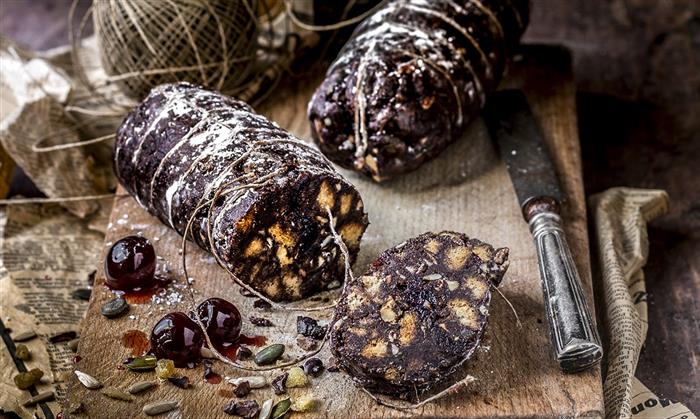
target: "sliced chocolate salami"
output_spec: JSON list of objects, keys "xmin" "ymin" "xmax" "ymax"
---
[
  {"xmin": 114, "ymin": 82, "xmax": 369, "ymax": 301},
  {"xmin": 308, "ymin": 0, "xmax": 529, "ymax": 181},
  {"xmin": 330, "ymin": 231, "xmax": 509, "ymax": 398}
]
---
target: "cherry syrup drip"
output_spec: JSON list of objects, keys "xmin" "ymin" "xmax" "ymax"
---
[
  {"xmin": 218, "ymin": 335, "xmax": 267, "ymax": 361},
  {"xmin": 121, "ymin": 329, "xmax": 149, "ymax": 356}
]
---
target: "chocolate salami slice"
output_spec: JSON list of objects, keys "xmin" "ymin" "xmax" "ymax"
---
[
  {"xmin": 330, "ymin": 231, "xmax": 509, "ymax": 398},
  {"xmin": 308, "ymin": 0, "xmax": 529, "ymax": 181},
  {"xmin": 114, "ymin": 82, "xmax": 368, "ymax": 301}
]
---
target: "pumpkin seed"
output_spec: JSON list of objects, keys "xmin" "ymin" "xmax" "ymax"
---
[
  {"xmin": 125, "ymin": 354, "xmax": 157, "ymax": 371},
  {"xmin": 22, "ymin": 391, "xmax": 54, "ymax": 406},
  {"xmin": 270, "ymin": 399, "xmax": 291, "ymax": 419},
  {"xmin": 101, "ymin": 297, "xmax": 129, "ymax": 318},
  {"xmin": 101, "ymin": 387, "xmax": 133, "ymax": 401},
  {"xmin": 15, "ymin": 344, "xmax": 30, "ymax": 361},
  {"xmin": 143, "ymin": 400, "xmax": 179, "ymax": 416},
  {"xmin": 227, "ymin": 376, "xmax": 267, "ymax": 389},
  {"xmin": 254, "ymin": 344, "xmax": 285, "ymax": 365},
  {"xmin": 13, "ymin": 330, "xmax": 37, "ymax": 342},
  {"xmin": 74, "ymin": 370, "xmax": 102, "ymax": 389},
  {"xmin": 258, "ymin": 399, "xmax": 273, "ymax": 419},
  {"xmin": 128, "ymin": 380, "xmax": 157, "ymax": 394}
]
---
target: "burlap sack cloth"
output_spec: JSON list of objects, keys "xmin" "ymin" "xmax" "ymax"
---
[{"xmin": 0, "ymin": 38, "xmax": 695, "ymax": 417}]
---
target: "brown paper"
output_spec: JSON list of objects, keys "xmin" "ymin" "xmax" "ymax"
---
[
  {"xmin": 0, "ymin": 38, "xmax": 117, "ymax": 218},
  {"xmin": 589, "ymin": 187, "xmax": 696, "ymax": 419}
]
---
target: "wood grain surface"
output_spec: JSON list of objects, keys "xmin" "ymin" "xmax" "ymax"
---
[{"xmin": 63, "ymin": 46, "xmax": 603, "ymax": 418}]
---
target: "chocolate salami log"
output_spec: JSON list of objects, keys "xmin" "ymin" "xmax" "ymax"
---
[
  {"xmin": 309, "ymin": 0, "xmax": 529, "ymax": 181},
  {"xmin": 330, "ymin": 232, "xmax": 509, "ymax": 398},
  {"xmin": 114, "ymin": 82, "xmax": 368, "ymax": 301}
]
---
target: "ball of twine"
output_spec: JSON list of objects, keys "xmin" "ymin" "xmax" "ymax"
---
[{"xmin": 92, "ymin": 0, "xmax": 259, "ymax": 100}]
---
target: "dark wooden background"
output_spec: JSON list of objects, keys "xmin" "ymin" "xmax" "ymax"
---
[{"xmin": 1, "ymin": 0, "xmax": 698, "ymax": 413}]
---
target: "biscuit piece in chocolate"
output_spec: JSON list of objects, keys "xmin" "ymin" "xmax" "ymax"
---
[
  {"xmin": 114, "ymin": 82, "xmax": 369, "ymax": 301},
  {"xmin": 330, "ymin": 231, "xmax": 509, "ymax": 399}
]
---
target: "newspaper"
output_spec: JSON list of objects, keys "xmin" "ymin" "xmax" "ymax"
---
[
  {"xmin": 0, "ymin": 201, "xmax": 110, "ymax": 418},
  {"xmin": 589, "ymin": 187, "xmax": 696, "ymax": 419}
]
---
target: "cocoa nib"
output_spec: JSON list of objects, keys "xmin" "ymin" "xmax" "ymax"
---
[
  {"xmin": 239, "ymin": 287, "xmax": 256, "ymax": 298},
  {"xmin": 271, "ymin": 373, "xmax": 288, "ymax": 395},
  {"xmin": 168, "ymin": 376, "xmax": 190, "ymax": 389},
  {"xmin": 296, "ymin": 316, "xmax": 327, "ymax": 340},
  {"xmin": 303, "ymin": 358, "xmax": 324, "ymax": 377},
  {"xmin": 249, "ymin": 316, "xmax": 273, "ymax": 327},
  {"xmin": 253, "ymin": 299, "xmax": 271, "ymax": 310},
  {"xmin": 223, "ymin": 400, "xmax": 259, "ymax": 417},
  {"xmin": 233, "ymin": 381, "xmax": 251, "ymax": 398},
  {"xmin": 236, "ymin": 346, "xmax": 253, "ymax": 360}
]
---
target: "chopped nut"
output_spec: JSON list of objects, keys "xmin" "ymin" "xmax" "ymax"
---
[
  {"xmin": 155, "ymin": 359, "xmax": 176, "ymax": 379},
  {"xmin": 379, "ymin": 298, "xmax": 398, "ymax": 322},
  {"xmin": 361, "ymin": 339, "xmax": 388, "ymax": 358},
  {"xmin": 285, "ymin": 367, "xmax": 308, "ymax": 388},
  {"xmin": 14, "ymin": 368, "xmax": 43, "ymax": 389},
  {"xmin": 316, "ymin": 181, "xmax": 335, "ymax": 210},
  {"xmin": 15, "ymin": 344, "xmax": 30, "ymax": 361},
  {"xmin": 449, "ymin": 299, "xmax": 479, "ymax": 328},
  {"xmin": 291, "ymin": 394, "xmax": 318, "ymax": 412},
  {"xmin": 446, "ymin": 246, "xmax": 471, "ymax": 270}
]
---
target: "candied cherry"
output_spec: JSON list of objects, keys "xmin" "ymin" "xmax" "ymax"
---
[
  {"xmin": 105, "ymin": 236, "xmax": 156, "ymax": 291},
  {"xmin": 150, "ymin": 312, "xmax": 204, "ymax": 367},
  {"xmin": 196, "ymin": 298, "xmax": 242, "ymax": 346}
]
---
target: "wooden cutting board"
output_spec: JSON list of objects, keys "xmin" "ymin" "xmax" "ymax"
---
[{"xmin": 65, "ymin": 45, "xmax": 604, "ymax": 418}]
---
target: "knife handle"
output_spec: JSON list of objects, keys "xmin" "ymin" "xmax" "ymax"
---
[{"xmin": 527, "ymin": 205, "xmax": 603, "ymax": 373}]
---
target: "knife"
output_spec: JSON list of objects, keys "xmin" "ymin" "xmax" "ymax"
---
[{"xmin": 484, "ymin": 89, "xmax": 603, "ymax": 373}]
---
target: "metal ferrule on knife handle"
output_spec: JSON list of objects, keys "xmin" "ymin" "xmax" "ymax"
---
[{"xmin": 524, "ymin": 197, "xmax": 603, "ymax": 373}]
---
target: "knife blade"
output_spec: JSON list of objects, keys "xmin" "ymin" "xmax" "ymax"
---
[{"xmin": 484, "ymin": 89, "xmax": 603, "ymax": 373}]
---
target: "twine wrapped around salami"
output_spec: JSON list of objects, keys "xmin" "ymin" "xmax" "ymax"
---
[
  {"xmin": 114, "ymin": 82, "xmax": 368, "ymax": 301},
  {"xmin": 308, "ymin": 0, "xmax": 530, "ymax": 181}
]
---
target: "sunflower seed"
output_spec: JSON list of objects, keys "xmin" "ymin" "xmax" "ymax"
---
[
  {"xmin": 13, "ymin": 330, "xmax": 37, "ymax": 342},
  {"xmin": 227, "ymin": 376, "xmax": 266, "ymax": 389},
  {"xmin": 22, "ymin": 391, "xmax": 55, "ymax": 406},
  {"xmin": 254, "ymin": 344, "xmax": 285, "ymax": 365},
  {"xmin": 200, "ymin": 347, "xmax": 216, "ymax": 359},
  {"xmin": 101, "ymin": 387, "xmax": 133, "ymax": 401},
  {"xmin": 101, "ymin": 297, "xmax": 129, "ymax": 318},
  {"xmin": 127, "ymin": 380, "xmax": 157, "ymax": 394},
  {"xmin": 143, "ymin": 400, "xmax": 179, "ymax": 416},
  {"xmin": 258, "ymin": 399, "xmax": 273, "ymax": 419},
  {"xmin": 74, "ymin": 370, "xmax": 102, "ymax": 389}
]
